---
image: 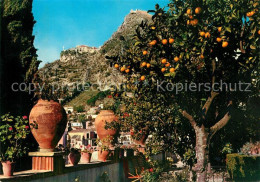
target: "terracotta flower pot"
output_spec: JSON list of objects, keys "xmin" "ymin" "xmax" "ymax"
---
[
  {"xmin": 98, "ymin": 150, "xmax": 110, "ymax": 162},
  {"xmin": 95, "ymin": 110, "xmax": 118, "ymax": 146},
  {"xmin": 29, "ymin": 99, "xmax": 67, "ymax": 152},
  {"xmin": 68, "ymin": 152, "xmax": 81, "ymax": 166},
  {"xmin": 1, "ymin": 161, "xmax": 15, "ymax": 177},
  {"xmin": 81, "ymin": 152, "xmax": 92, "ymax": 163}
]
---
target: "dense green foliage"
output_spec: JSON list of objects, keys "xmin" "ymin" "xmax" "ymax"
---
[
  {"xmin": 73, "ymin": 105, "xmax": 84, "ymax": 113},
  {"xmin": 226, "ymin": 154, "xmax": 260, "ymax": 180},
  {"xmin": 87, "ymin": 90, "xmax": 111, "ymax": 106},
  {"xmin": 0, "ymin": 0, "xmax": 40, "ymax": 115}
]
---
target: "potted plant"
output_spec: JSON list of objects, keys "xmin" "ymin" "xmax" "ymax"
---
[
  {"xmin": 29, "ymin": 74, "xmax": 68, "ymax": 152},
  {"xmin": 96, "ymin": 138, "xmax": 111, "ymax": 162},
  {"xmin": 81, "ymin": 145, "xmax": 93, "ymax": 163},
  {"xmin": 0, "ymin": 114, "xmax": 31, "ymax": 177},
  {"xmin": 68, "ymin": 148, "xmax": 81, "ymax": 166}
]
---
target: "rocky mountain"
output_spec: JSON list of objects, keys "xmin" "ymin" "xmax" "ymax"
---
[{"xmin": 38, "ymin": 10, "xmax": 152, "ymax": 92}]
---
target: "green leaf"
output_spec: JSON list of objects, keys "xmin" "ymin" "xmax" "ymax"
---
[
  {"xmin": 134, "ymin": 41, "xmax": 141, "ymax": 46},
  {"xmin": 226, "ymin": 27, "xmax": 232, "ymax": 33}
]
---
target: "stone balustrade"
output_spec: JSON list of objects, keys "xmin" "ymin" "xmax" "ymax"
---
[{"xmin": 0, "ymin": 149, "xmax": 164, "ymax": 182}]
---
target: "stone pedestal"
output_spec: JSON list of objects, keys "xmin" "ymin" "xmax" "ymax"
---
[{"xmin": 29, "ymin": 152, "xmax": 65, "ymax": 174}]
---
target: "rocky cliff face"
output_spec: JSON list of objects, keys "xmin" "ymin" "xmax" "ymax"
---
[{"xmin": 38, "ymin": 10, "xmax": 151, "ymax": 91}]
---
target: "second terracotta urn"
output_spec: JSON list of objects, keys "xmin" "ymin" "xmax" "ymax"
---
[
  {"xmin": 95, "ymin": 110, "xmax": 118, "ymax": 146},
  {"xmin": 29, "ymin": 99, "xmax": 67, "ymax": 152}
]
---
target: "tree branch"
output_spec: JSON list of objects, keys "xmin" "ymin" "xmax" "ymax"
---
[
  {"xmin": 201, "ymin": 59, "xmax": 219, "ymax": 118},
  {"xmin": 210, "ymin": 101, "xmax": 232, "ymax": 137},
  {"xmin": 179, "ymin": 109, "xmax": 197, "ymax": 128},
  {"xmin": 202, "ymin": 91, "xmax": 219, "ymax": 118},
  {"xmin": 211, "ymin": 59, "xmax": 216, "ymax": 85}
]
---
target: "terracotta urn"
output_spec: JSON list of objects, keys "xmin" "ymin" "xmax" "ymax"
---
[
  {"xmin": 68, "ymin": 152, "xmax": 81, "ymax": 166},
  {"xmin": 81, "ymin": 152, "xmax": 92, "ymax": 163},
  {"xmin": 98, "ymin": 150, "xmax": 110, "ymax": 162},
  {"xmin": 95, "ymin": 110, "xmax": 118, "ymax": 146},
  {"xmin": 29, "ymin": 99, "xmax": 67, "ymax": 152},
  {"xmin": 1, "ymin": 161, "xmax": 15, "ymax": 177}
]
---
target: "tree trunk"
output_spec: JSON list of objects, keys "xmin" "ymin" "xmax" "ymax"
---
[
  {"xmin": 181, "ymin": 109, "xmax": 231, "ymax": 182},
  {"xmin": 194, "ymin": 125, "xmax": 209, "ymax": 182}
]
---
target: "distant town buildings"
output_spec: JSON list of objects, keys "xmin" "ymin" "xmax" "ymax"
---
[
  {"xmin": 64, "ymin": 106, "xmax": 73, "ymax": 114},
  {"xmin": 68, "ymin": 129, "xmax": 97, "ymax": 149},
  {"xmin": 58, "ymin": 104, "xmax": 146, "ymax": 149},
  {"xmin": 60, "ymin": 45, "xmax": 99, "ymax": 63},
  {"xmin": 75, "ymin": 45, "xmax": 98, "ymax": 54}
]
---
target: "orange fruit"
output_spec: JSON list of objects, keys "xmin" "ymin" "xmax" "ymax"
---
[
  {"xmin": 258, "ymin": 30, "xmax": 260, "ymax": 35},
  {"xmin": 170, "ymin": 68, "xmax": 175, "ymax": 73},
  {"xmin": 246, "ymin": 11, "xmax": 255, "ymax": 17},
  {"xmin": 114, "ymin": 64, "xmax": 119, "ymax": 68},
  {"xmin": 200, "ymin": 32, "xmax": 206, "ymax": 37},
  {"xmin": 143, "ymin": 51, "xmax": 148, "ymax": 55},
  {"xmin": 127, "ymin": 66, "xmax": 131, "ymax": 68},
  {"xmin": 165, "ymin": 62, "xmax": 170, "ymax": 67},
  {"xmin": 141, "ymin": 62, "xmax": 147, "ymax": 67},
  {"xmin": 187, "ymin": 20, "xmax": 191, "ymax": 25},
  {"xmin": 125, "ymin": 69, "xmax": 130, "ymax": 73},
  {"xmin": 162, "ymin": 39, "xmax": 168, "ymax": 45},
  {"xmin": 222, "ymin": 41, "xmax": 228, "ymax": 48},
  {"xmin": 216, "ymin": 37, "xmax": 222, "ymax": 42},
  {"xmin": 120, "ymin": 67, "xmax": 125, "ymax": 72},
  {"xmin": 187, "ymin": 8, "xmax": 192, "ymax": 15},
  {"xmin": 161, "ymin": 59, "xmax": 167, "ymax": 64},
  {"xmin": 146, "ymin": 63, "xmax": 151, "ymax": 68},
  {"xmin": 169, "ymin": 38, "xmax": 175, "ymax": 44},
  {"xmin": 140, "ymin": 76, "xmax": 145, "ymax": 81},
  {"xmin": 200, "ymin": 54, "xmax": 204, "ymax": 59},
  {"xmin": 205, "ymin": 32, "xmax": 211, "ymax": 38},
  {"xmin": 161, "ymin": 68, "xmax": 166, "ymax": 72},
  {"xmin": 191, "ymin": 19, "xmax": 198, "ymax": 26},
  {"xmin": 151, "ymin": 26, "xmax": 156, "ymax": 30},
  {"xmin": 217, "ymin": 27, "xmax": 222, "ymax": 32},
  {"xmin": 195, "ymin": 7, "xmax": 202, "ymax": 14},
  {"xmin": 189, "ymin": 15, "xmax": 194, "ymax": 19},
  {"xmin": 174, "ymin": 57, "xmax": 179, "ymax": 62},
  {"xmin": 149, "ymin": 40, "xmax": 157, "ymax": 46}
]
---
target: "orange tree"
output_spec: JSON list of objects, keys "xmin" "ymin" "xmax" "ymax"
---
[{"xmin": 107, "ymin": 1, "xmax": 259, "ymax": 181}]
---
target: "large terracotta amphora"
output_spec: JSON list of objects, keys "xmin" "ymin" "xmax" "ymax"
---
[
  {"xmin": 95, "ymin": 110, "xmax": 118, "ymax": 146},
  {"xmin": 29, "ymin": 99, "xmax": 67, "ymax": 152}
]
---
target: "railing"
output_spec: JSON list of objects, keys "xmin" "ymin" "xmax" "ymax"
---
[{"xmin": 0, "ymin": 150, "xmax": 163, "ymax": 182}]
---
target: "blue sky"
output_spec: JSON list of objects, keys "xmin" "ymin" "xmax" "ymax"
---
[{"xmin": 32, "ymin": 0, "xmax": 169, "ymax": 67}]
